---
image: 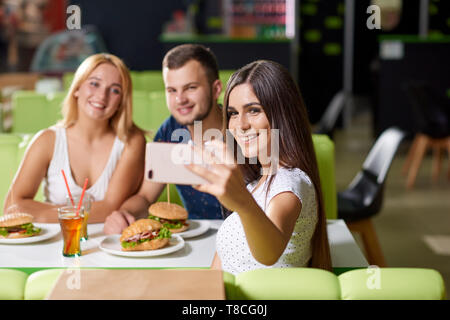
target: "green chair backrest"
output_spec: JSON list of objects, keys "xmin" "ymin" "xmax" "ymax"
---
[
  {"xmin": 219, "ymin": 70, "xmax": 235, "ymax": 87},
  {"xmin": 11, "ymin": 91, "xmax": 64, "ymax": 133},
  {"xmin": 0, "ymin": 269, "xmax": 29, "ymax": 300},
  {"xmin": 0, "ymin": 133, "xmax": 45, "ymax": 212},
  {"xmin": 312, "ymin": 134, "xmax": 337, "ymax": 219},
  {"xmin": 132, "ymin": 90, "xmax": 170, "ymax": 134},
  {"xmin": 62, "ymin": 72, "xmax": 75, "ymax": 90},
  {"xmin": 338, "ymin": 268, "xmax": 447, "ymax": 300},
  {"xmin": 24, "ymin": 269, "xmax": 64, "ymax": 300},
  {"xmin": 227, "ymin": 268, "xmax": 341, "ymax": 300},
  {"xmin": 133, "ymin": 71, "xmax": 165, "ymax": 92}
]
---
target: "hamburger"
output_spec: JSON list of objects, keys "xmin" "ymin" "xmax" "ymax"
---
[
  {"xmin": 0, "ymin": 213, "xmax": 41, "ymax": 239},
  {"xmin": 120, "ymin": 219, "xmax": 171, "ymax": 251},
  {"xmin": 148, "ymin": 202, "xmax": 189, "ymax": 233}
]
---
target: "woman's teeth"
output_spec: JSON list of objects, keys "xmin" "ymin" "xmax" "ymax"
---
[
  {"xmin": 240, "ymin": 134, "xmax": 258, "ymax": 142},
  {"xmin": 90, "ymin": 101, "xmax": 105, "ymax": 109}
]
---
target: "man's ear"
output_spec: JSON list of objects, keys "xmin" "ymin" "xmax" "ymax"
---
[{"xmin": 212, "ymin": 79, "xmax": 222, "ymax": 101}]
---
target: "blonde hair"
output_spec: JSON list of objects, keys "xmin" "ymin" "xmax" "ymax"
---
[{"xmin": 61, "ymin": 53, "xmax": 135, "ymax": 141}]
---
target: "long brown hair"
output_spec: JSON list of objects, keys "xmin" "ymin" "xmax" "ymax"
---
[{"xmin": 223, "ymin": 60, "xmax": 332, "ymax": 271}]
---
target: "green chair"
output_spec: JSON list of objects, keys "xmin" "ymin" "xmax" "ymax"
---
[
  {"xmin": 11, "ymin": 91, "xmax": 63, "ymax": 133},
  {"xmin": 137, "ymin": 71, "xmax": 165, "ymax": 92},
  {"xmin": 132, "ymin": 91, "xmax": 153, "ymax": 132},
  {"xmin": 219, "ymin": 70, "xmax": 235, "ymax": 87},
  {"xmin": 312, "ymin": 134, "xmax": 337, "ymax": 219},
  {"xmin": 132, "ymin": 90, "xmax": 170, "ymax": 133},
  {"xmin": 24, "ymin": 269, "xmax": 64, "ymax": 300},
  {"xmin": 339, "ymin": 268, "xmax": 446, "ymax": 300},
  {"xmin": 148, "ymin": 91, "xmax": 170, "ymax": 131},
  {"xmin": 226, "ymin": 268, "xmax": 341, "ymax": 300},
  {"xmin": 0, "ymin": 269, "xmax": 28, "ymax": 300},
  {"xmin": 62, "ymin": 72, "xmax": 75, "ymax": 90}
]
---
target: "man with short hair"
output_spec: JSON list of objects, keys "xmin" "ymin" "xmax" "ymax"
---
[{"xmin": 104, "ymin": 44, "xmax": 224, "ymax": 234}]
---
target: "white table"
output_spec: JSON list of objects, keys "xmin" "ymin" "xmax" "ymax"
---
[{"xmin": 0, "ymin": 219, "xmax": 367, "ymax": 269}]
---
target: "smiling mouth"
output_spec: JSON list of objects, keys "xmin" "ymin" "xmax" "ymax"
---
[
  {"xmin": 237, "ymin": 133, "xmax": 259, "ymax": 144},
  {"xmin": 89, "ymin": 101, "xmax": 106, "ymax": 109},
  {"xmin": 177, "ymin": 106, "xmax": 194, "ymax": 115}
]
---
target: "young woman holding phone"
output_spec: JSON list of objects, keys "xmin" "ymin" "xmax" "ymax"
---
[{"xmin": 187, "ymin": 60, "xmax": 331, "ymax": 274}]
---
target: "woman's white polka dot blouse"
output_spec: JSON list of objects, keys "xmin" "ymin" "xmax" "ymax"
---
[{"xmin": 216, "ymin": 167, "xmax": 318, "ymax": 275}]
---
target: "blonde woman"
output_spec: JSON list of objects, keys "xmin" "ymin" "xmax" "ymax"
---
[{"xmin": 4, "ymin": 53, "xmax": 145, "ymax": 223}]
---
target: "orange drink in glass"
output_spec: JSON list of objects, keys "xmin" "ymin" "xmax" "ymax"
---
[
  {"xmin": 67, "ymin": 194, "xmax": 92, "ymax": 241},
  {"xmin": 58, "ymin": 206, "xmax": 84, "ymax": 257}
]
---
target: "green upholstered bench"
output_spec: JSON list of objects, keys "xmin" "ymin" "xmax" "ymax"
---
[
  {"xmin": 339, "ymin": 268, "xmax": 447, "ymax": 300},
  {"xmin": 225, "ymin": 268, "xmax": 341, "ymax": 300},
  {"xmin": 7, "ymin": 267, "xmax": 445, "ymax": 300},
  {"xmin": 23, "ymin": 269, "xmax": 64, "ymax": 300},
  {"xmin": 0, "ymin": 269, "xmax": 28, "ymax": 300}
]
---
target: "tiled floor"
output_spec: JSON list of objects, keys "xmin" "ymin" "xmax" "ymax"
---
[{"xmin": 333, "ymin": 107, "xmax": 450, "ymax": 298}]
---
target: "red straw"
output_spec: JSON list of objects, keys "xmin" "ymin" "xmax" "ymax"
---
[
  {"xmin": 65, "ymin": 177, "xmax": 88, "ymax": 254},
  {"xmin": 76, "ymin": 178, "xmax": 89, "ymax": 217},
  {"xmin": 61, "ymin": 169, "xmax": 75, "ymax": 207}
]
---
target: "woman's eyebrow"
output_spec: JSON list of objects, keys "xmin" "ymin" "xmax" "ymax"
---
[
  {"xmin": 87, "ymin": 76, "xmax": 122, "ymax": 88},
  {"xmin": 243, "ymin": 102, "xmax": 261, "ymax": 108},
  {"xmin": 227, "ymin": 102, "xmax": 261, "ymax": 110}
]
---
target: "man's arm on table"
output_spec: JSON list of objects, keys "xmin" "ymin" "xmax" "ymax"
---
[{"xmin": 103, "ymin": 180, "xmax": 165, "ymax": 234}]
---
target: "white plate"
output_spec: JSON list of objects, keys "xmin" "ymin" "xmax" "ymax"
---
[
  {"xmin": 0, "ymin": 223, "xmax": 60, "ymax": 244},
  {"xmin": 176, "ymin": 220, "xmax": 210, "ymax": 239},
  {"xmin": 99, "ymin": 234, "xmax": 184, "ymax": 257}
]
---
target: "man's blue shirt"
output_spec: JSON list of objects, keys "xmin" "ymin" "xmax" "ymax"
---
[{"xmin": 154, "ymin": 116, "xmax": 223, "ymax": 219}]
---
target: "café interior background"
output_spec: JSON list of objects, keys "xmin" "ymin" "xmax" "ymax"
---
[{"xmin": 0, "ymin": 0, "xmax": 449, "ymax": 293}]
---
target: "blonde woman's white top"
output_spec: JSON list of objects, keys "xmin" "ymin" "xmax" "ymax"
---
[
  {"xmin": 216, "ymin": 167, "xmax": 318, "ymax": 275},
  {"xmin": 43, "ymin": 126, "xmax": 125, "ymax": 204}
]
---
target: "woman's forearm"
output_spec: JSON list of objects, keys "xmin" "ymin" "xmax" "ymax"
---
[
  {"xmin": 8, "ymin": 199, "xmax": 61, "ymax": 223},
  {"xmin": 236, "ymin": 199, "xmax": 289, "ymax": 266}
]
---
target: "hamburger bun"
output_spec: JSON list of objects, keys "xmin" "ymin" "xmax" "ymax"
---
[
  {"xmin": 169, "ymin": 224, "xmax": 189, "ymax": 233},
  {"xmin": 1, "ymin": 232, "xmax": 34, "ymax": 239},
  {"xmin": 0, "ymin": 213, "xmax": 40, "ymax": 239},
  {"xmin": 120, "ymin": 219, "xmax": 170, "ymax": 251},
  {"xmin": 148, "ymin": 202, "xmax": 187, "ymax": 220},
  {"xmin": 0, "ymin": 213, "xmax": 34, "ymax": 227},
  {"xmin": 120, "ymin": 219, "xmax": 162, "ymax": 242}
]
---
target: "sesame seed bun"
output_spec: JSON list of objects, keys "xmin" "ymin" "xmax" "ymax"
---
[
  {"xmin": 148, "ymin": 202, "xmax": 188, "ymax": 220},
  {"xmin": 0, "ymin": 213, "xmax": 34, "ymax": 227}
]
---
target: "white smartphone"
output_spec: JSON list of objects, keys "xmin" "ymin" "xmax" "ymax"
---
[{"xmin": 145, "ymin": 142, "xmax": 208, "ymax": 185}]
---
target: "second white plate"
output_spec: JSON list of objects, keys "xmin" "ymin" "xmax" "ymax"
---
[
  {"xmin": 176, "ymin": 220, "xmax": 210, "ymax": 239},
  {"xmin": 99, "ymin": 234, "xmax": 184, "ymax": 257}
]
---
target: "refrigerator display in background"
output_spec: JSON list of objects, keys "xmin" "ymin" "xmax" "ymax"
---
[{"xmin": 223, "ymin": 0, "xmax": 296, "ymax": 39}]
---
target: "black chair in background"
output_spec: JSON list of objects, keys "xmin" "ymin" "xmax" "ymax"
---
[
  {"xmin": 402, "ymin": 82, "xmax": 450, "ymax": 189},
  {"xmin": 338, "ymin": 127, "xmax": 406, "ymax": 267},
  {"xmin": 314, "ymin": 91, "xmax": 345, "ymax": 138}
]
